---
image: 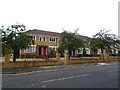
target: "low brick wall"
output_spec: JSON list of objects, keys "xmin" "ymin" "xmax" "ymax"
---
[
  {"xmin": 2, "ymin": 60, "xmax": 60, "ymax": 69},
  {"xmin": 66, "ymin": 57, "xmax": 120, "ymax": 64},
  {"xmin": 2, "ymin": 57, "xmax": 120, "ymax": 68}
]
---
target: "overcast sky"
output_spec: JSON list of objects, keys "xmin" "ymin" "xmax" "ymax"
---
[{"xmin": 0, "ymin": 0, "xmax": 119, "ymax": 37}]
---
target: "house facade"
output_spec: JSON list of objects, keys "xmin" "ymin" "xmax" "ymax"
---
[
  {"xmin": 21, "ymin": 29, "xmax": 60, "ymax": 57},
  {"xmin": 20, "ymin": 29, "xmax": 119, "ymax": 57}
]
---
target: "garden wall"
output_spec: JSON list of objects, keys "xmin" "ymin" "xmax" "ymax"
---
[{"xmin": 2, "ymin": 60, "xmax": 60, "ymax": 69}]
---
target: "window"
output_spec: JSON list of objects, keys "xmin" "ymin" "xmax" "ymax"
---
[
  {"xmin": 39, "ymin": 36, "xmax": 46, "ymax": 42},
  {"xmin": 25, "ymin": 45, "xmax": 36, "ymax": 53},
  {"xmin": 112, "ymin": 50, "xmax": 115, "ymax": 54},
  {"xmin": 32, "ymin": 36, "xmax": 36, "ymax": 41},
  {"xmin": 103, "ymin": 50, "xmax": 106, "ymax": 54},
  {"xmin": 49, "ymin": 37, "xmax": 56, "ymax": 42},
  {"xmin": 49, "ymin": 46, "xmax": 57, "ymax": 50},
  {"xmin": 97, "ymin": 49, "xmax": 101, "ymax": 54},
  {"xmin": 116, "ymin": 49, "xmax": 118, "ymax": 54},
  {"xmin": 85, "ymin": 48, "xmax": 90, "ymax": 54},
  {"xmin": 78, "ymin": 48, "xmax": 83, "ymax": 54}
]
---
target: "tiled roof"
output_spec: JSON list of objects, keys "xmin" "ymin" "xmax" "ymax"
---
[
  {"xmin": 76, "ymin": 35, "xmax": 92, "ymax": 41},
  {"xmin": 26, "ymin": 29, "xmax": 92, "ymax": 40},
  {"xmin": 26, "ymin": 29, "xmax": 60, "ymax": 37}
]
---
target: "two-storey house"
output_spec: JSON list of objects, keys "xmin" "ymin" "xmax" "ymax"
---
[
  {"xmin": 21, "ymin": 29, "xmax": 60, "ymax": 57},
  {"xmin": 20, "ymin": 29, "xmax": 119, "ymax": 57}
]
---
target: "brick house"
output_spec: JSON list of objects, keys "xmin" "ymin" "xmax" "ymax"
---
[
  {"xmin": 20, "ymin": 29, "xmax": 119, "ymax": 57},
  {"xmin": 21, "ymin": 29, "xmax": 60, "ymax": 58}
]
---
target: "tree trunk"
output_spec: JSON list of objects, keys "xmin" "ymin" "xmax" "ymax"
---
[
  {"xmin": 69, "ymin": 53, "xmax": 70, "ymax": 59},
  {"xmin": 13, "ymin": 50, "xmax": 16, "ymax": 62},
  {"xmin": 83, "ymin": 48, "xmax": 86, "ymax": 57},
  {"xmin": 13, "ymin": 49, "xmax": 20, "ymax": 62},
  {"xmin": 68, "ymin": 50, "xmax": 70, "ymax": 59},
  {"xmin": 101, "ymin": 49, "xmax": 104, "ymax": 60}
]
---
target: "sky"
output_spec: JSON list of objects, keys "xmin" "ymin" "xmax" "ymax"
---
[{"xmin": 0, "ymin": 0, "xmax": 119, "ymax": 38}]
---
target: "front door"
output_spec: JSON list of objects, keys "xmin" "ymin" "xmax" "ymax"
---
[
  {"xmin": 73, "ymin": 50, "xmax": 75, "ymax": 55},
  {"xmin": 39, "ymin": 46, "xmax": 42, "ymax": 55},
  {"xmin": 93, "ymin": 50, "xmax": 97, "ymax": 56},
  {"xmin": 70, "ymin": 50, "xmax": 75, "ymax": 56},
  {"xmin": 43, "ymin": 47, "xmax": 47, "ymax": 55}
]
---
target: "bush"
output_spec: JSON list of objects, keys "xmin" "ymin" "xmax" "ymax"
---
[
  {"xmin": 77, "ymin": 54, "xmax": 83, "ymax": 57},
  {"xmin": 118, "ymin": 50, "xmax": 120, "ymax": 54},
  {"xmin": 33, "ymin": 55, "xmax": 39, "ymax": 58},
  {"xmin": 48, "ymin": 49, "xmax": 56, "ymax": 58},
  {"xmin": 86, "ymin": 54, "xmax": 93, "ymax": 57},
  {"xmin": 60, "ymin": 53, "xmax": 64, "ymax": 57}
]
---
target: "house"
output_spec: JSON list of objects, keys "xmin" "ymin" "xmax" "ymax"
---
[
  {"xmin": 20, "ymin": 29, "xmax": 119, "ymax": 58},
  {"xmin": 21, "ymin": 29, "xmax": 60, "ymax": 58}
]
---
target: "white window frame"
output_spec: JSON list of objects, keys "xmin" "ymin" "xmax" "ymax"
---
[
  {"xmin": 49, "ymin": 46, "xmax": 58, "ymax": 51},
  {"xmin": 85, "ymin": 48, "xmax": 90, "ymax": 54},
  {"xmin": 112, "ymin": 50, "xmax": 115, "ymax": 54},
  {"xmin": 39, "ymin": 36, "xmax": 46, "ymax": 42},
  {"xmin": 49, "ymin": 37, "xmax": 56, "ymax": 42},
  {"xmin": 32, "ymin": 35, "xmax": 36, "ymax": 41},
  {"xmin": 116, "ymin": 49, "xmax": 118, "ymax": 54},
  {"xmin": 24, "ymin": 45, "xmax": 36, "ymax": 53},
  {"xmin": 103, "ymin": 50, "xmax": 106, "ymax": 54},
  {"xmin": 78, "ymin": 48, "xmax": 83, "ymax": 54},
  {"xmin": 97, "ymin": 49, "xmax": 101, "ymax": 54}
]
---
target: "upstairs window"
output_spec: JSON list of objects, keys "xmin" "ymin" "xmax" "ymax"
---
[
  {"xmin": 49, "ymin": 37, "xmax": 56, "ymax": 42},
  {"xmin": 39, "ymin": 36, "xmax": 46, "ymax": 42},
  {"xmin": 32, "ymin": 36, "xmax": 36, "ymax": 41}
]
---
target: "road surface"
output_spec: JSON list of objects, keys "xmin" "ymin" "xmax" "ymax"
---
[{"xmin": 2, "ymin": 61, "xmax": 119, "ymax": 88}]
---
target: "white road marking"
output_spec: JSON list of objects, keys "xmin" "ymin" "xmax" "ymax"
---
[
  {"xmin": 60, "ymin": 76, "xmax": 75, "ymax": 80},
  {"xmin": 41, "ymin": 74, "xmax": 91, "ymax": 83},
  {"xmin": 42, "ymin": 86, "xmax": 46, "ymax": 88},
  {"xmin": 96, "ymin": 65, "xmax": 101, "ymax": 66},
  {"xmin": 80, "ymin": 74, "xmax": 91, "ymax": 76},
  {"xmin": 31, "ymin": 84, "xmax": 34, "ymax": 86},
  {"xmin": 97, "ymin": 63, "xmax": 110, "ymax": 65},
  {"xmin": 76, "ymin": 74, "xmax": 91, "ymax": 77}
]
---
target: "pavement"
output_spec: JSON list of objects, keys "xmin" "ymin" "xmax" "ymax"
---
[{"xmin": 2, "ymin": 62, "xmax": 102, "ymax": 74}]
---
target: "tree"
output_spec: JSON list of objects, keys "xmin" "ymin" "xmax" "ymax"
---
[
  {"xmin": 49, "ymin": 49, "xmax": 56, "ymax": 58},
  {"xmin": 2, "ymin": 24, "xmax": 33, "ymax": 62},
  {"xmin": 90, "ymin": 30, "xmax": 120, "ymax": 56},
  {"xmin": 58, "ymin": 29, "xmax": 85, "ymax": 56}
]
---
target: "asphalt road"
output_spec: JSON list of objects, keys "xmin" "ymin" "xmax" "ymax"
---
[{"xmin": 2, "ymin": 61, "xmax": 119, "ymax": 88}]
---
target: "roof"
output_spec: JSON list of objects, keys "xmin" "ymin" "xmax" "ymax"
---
[
  {"xmin": 26, "ymin": 29, "xmax": 92, "ymax": 40},
  {"xmin": 76, "ymin": 35, "xmax": 92, "ymax": 41},
  {"xmin": 26, "ymin": 29, "xmax": 60, "ymax": 37}
]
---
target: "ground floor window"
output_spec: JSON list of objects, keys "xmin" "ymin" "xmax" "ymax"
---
[
  {"xmin": 78, "ymin": 48, "xmax": 83, "ymax": 54},
  {"xmin": 78, "ymin": 48, "xmax": 90, "ymax": 54},
  {"xmin": 24, "ymin": 45, "xmax": 36, "ymax": 53},
  {"xmin": 85, "ymin": 48, "xmax": 90, "ymax": 54},
  {"xmin": 70, "ymin": 50, "xmax": 76, "ymax": 56},
  {"xmin": 48, "ymin": 46, "xmax": 57, "ymax": 51},
  {"xmin": 116, "ymin": 49, "xmax": 118, "ymax": 54},
  {"xmin": 97, "ymin": 49, "xmax": 101, "ymax": 54}
]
